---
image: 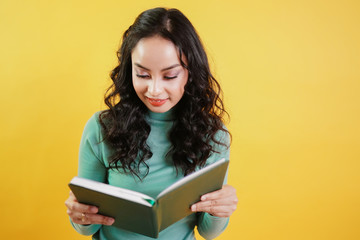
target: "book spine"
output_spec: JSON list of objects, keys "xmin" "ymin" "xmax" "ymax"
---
[{"xmin": 153, "ymin": 202, "xmax": 161, "ymax": 237}]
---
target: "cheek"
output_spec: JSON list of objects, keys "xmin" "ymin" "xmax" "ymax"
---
[
  {"xmin": 168, "ymin": 79, "xmax": 187, "ymax": 98},
  {"xmin": 178, "ymin": 75, "xmax": 188, "ymax": 95},
  {"xmin": 132, "ymin": 79, "xmax": 147, "ymax": 94}
]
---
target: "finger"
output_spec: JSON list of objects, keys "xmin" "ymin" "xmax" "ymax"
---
[
  {"xmin": 191, "ymin": 199, "xmax": 233, "ymax": 213},
  {"xmin": 197, "ymin": 196, "xmax": 238, "ymax": 209},
  {"xmin": 74, "ymin": 202, "xmax": 99, "ymax": 214},
  {"xmin": 73, "ymin": 212, "xmax": 115, "ymax": 226},
  {"xmin": 192, "ymin": 204, "xmax": 234, "ymax": 216},
  {"xmin": 65, "ymin": 198, "xmax": 98, "ymax": 214},
  {"xmin": 192, "ymin": 198, "xmax": 231, "ymax": 210},
  {"xmin": 191, "ymin": 202, "xmax": 237, "ymax": 217},
  {"xmin": 68, "ymin": 191, "xmax": 78, "ymax": 200}
]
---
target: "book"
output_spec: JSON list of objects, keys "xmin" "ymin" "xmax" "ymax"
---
[{"xmin": 68, "ymin": 158, "xmax": 229, "ymax": 238}]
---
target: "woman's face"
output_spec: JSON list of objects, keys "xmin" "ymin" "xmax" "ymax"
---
[{"xmin": 131, "ymin": 36, "xmax": 188, "ymax": 113}]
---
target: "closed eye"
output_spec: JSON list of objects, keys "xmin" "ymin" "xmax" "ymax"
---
[
  {"xmin": 164, "ymin": 76, "xmax": 177, "ymax": 80},
  {"xmin": 136, "ymin": 74, "xmax": 150, "ymax": 79}
]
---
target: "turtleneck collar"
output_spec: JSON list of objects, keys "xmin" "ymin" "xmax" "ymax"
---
[{"xmin": 147, "ymin": 108, "xmax": 176, "ymax": 121}]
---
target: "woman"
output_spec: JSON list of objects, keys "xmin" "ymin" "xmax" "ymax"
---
[{"xmin": 65, "ymin": 7, "xmax": 238, "ymax": 240}]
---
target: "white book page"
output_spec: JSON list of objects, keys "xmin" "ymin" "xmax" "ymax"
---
[
  {"xmin": 156, "ymin": 158, "xmax": 226, "ymax": 199},
  {"xmin": 71, "ymin": 177, "xmax": 154, "ymax": 207}
]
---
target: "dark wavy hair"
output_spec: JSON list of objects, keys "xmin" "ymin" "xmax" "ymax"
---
[{"xmin": 99, "ymin": 7, "xmax": 230, "ymax": 180}]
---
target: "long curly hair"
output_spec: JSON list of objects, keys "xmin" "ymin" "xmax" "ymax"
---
[{"xmin": 99, "ymin": 7, "xmax": 230, "ymax": 180}]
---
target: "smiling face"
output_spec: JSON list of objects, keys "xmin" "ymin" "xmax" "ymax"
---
[{"xmin": 131, "ymin": 36, "xmax": 188, "ymax": 113}]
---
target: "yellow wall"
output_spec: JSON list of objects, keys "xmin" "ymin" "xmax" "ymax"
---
[{"xmin": 0, "ymin": 0, "xmax": 359, "ymax": 239}]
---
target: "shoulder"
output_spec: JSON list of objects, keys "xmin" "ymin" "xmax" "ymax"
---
[
  {"xmin": 81, "ymin": 111, "xmax": 104, "ymax": 142},
  {"xmin": 84, "ymin": 111, "xmax": 105, "ymax": 129},
  {"xmin": 85, "ymin": 111, "xmax": 102, "ymax": 127},
  {"xmin": 204, "ymin": 125, "xmax": 231, "ymax": 166},
  {"xmin": 213, "ymin": 124, "xmax": 231, "ymax": 147}
]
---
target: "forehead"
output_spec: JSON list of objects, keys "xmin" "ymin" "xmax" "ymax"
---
[{"xmin": 131, "ymin": 36, "xmax": 182, "ymax": 69}]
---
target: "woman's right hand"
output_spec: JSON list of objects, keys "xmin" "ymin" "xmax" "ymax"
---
[{"xmin": 65, "ymin": 191, "xmax": 115, "ymax": 226}]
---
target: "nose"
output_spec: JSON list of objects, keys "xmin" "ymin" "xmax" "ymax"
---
[{"xmin": 148, "ymin": 78, "xmax": 162, "ymax": 97}]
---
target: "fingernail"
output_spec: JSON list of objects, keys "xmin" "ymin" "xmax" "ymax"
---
[
  {"xmin": 191, "ymin": 205, "xmax": 196, "ymax": 212},
  {"xmin": 107, "ymin": 218, "xmax": 115, "ymax": 225},
  {"xmin": 91, "ymin": 207, "xmax": 98, "ymax": 213},
  {"xmin": 201, "ymin": 196, "xmax": 207, "ymax": 201}
]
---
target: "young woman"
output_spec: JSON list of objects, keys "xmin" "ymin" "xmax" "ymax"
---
[{"xmin": 65, "ymin": 7, "xmax": 238, "ymax": 240}]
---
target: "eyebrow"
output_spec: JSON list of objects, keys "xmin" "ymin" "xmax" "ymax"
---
[{"xmin": 134, "ymin": 63, "xmax": 181, "ymax": 72}]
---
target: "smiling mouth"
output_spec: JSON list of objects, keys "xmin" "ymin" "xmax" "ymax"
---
[{"xmin": 146, "ymin": 97, "xmax": 168, "ymax": 106}]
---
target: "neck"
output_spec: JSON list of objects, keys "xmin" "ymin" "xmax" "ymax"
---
[{"xmin": 147, "ymin": 108, "xmax": 175, "ymax": 121}]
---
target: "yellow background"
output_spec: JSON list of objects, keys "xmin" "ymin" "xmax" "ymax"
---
[{"xmin": 0, "ymin": 0, "xmax": 359, "ymax": 239}]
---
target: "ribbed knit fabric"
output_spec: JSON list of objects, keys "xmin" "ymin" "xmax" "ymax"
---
[{"xmin": 70, "ymin": 110, "xmax": 230, "ymax": 240}]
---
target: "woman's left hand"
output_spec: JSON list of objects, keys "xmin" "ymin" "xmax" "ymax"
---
[{"xmin": 191, "ymin": 184, "xmax": 238, "ymax": 218}]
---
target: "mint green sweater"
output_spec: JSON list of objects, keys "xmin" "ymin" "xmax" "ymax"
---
[{"xmin": 71, "ymin": 110, "xmax": 230, "ymax": 240}]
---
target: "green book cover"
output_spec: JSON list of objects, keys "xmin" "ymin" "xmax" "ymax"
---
[{"xmin": 69, "ymin": 158, "xmax": 229, "ymax": 238}]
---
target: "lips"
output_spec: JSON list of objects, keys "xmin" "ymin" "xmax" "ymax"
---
[{"xmin": 146, "ymin": 97, "xmax": 168, "ymax": 106}]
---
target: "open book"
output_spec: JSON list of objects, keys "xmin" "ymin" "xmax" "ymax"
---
[{"xmin": 68, "ymin": 158, "xmax": 229, "ymax": 238}]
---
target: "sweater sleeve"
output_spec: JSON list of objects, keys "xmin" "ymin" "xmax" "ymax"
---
[
  {"xmin": 70, "ymin": 112, "xmax": 107, "ymax": 236},
  {"xmin": 197, "ymin": 127, "xmax": 231, "ymax": 239},
  {"xmin": 197, "ymin": 213, "xmax": 229, "ymax": 239}
]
